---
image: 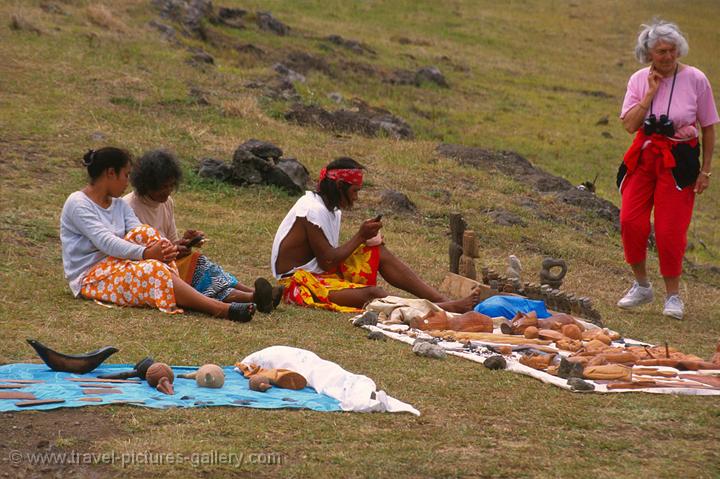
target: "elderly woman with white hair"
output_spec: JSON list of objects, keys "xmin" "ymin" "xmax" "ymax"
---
[{"xmin": 616, "ymin": 20, "xmax": 719, "ymax": 319}]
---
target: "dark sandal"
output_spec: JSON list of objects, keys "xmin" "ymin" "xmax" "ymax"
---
[
  {"xmin": 228, "ymin": 302, "xmax": 255, "ymax": 322},
  {"xmin": 253, "ymin": 277, "xmax": 274, "ymax": 314},
  {"xmin": 271, "ymin": 285, "xmax": 285, "ymax": 309}
]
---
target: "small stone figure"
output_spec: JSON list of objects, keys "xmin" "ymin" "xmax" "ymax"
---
[
  {"xmin": 539, "ymin": 257, "xmax": 567, "ymax": 289},
  {"xmin": 506, "ymin": 255, "xmax": 522, "ymax": 282},
  {"xmin": 412, "ymin": 341, "xmax": 447, "ymax": 359}
]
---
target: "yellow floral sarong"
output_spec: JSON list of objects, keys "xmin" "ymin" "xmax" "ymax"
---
[
  {"xmin": 80, "ymin": 225, "xmax": 182, "ymax": 314},
  {"xmin": 280, "ymin": 244, "xmax": 380, "ymax": 313}
]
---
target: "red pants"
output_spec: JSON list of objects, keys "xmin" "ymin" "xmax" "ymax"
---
[{"xmin": 620, "ymin": 152, "xmax": 695, "ymax": 277}]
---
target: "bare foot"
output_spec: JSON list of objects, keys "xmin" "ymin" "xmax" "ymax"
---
[
  {"xmin": 436, "ymin": 287, "xmax": 483, "ymax": 313},
  {"xmin": 223, "ymin": 289, "xmax": 254, "ymax": 303}
]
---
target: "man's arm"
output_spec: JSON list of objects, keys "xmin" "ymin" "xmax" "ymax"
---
[{"xmin": 302, "ymin": 217, "xmax": 381, "ymax": 271}]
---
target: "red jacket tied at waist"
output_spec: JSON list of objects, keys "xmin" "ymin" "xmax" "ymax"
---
[{"xmin": 623, "ymin": 130, "xmax": 698, "ymax": 173}]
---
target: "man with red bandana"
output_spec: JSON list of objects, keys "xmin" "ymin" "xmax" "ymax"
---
[{"xmin": 270, "ymin": 157, "xmax": 480, "ymax": 313}]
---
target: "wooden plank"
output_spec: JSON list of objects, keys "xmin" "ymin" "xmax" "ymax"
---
[
  {"xmin": 438, "ymin": 272, "xmax": 495, "ymax": 300},
  {"xmin": 0, "ymin": 379, "xmax": 45, "ymax": 384},
  {"xmin": 82, "ymin": 388, "xmax": 122, "ymax": 395},
  {"xmin": 0, "ymin": 391, "xmax": 36, "ymax": 400},
  {"xmin": 15, "ymin": 399, "xmax": 65, "ymax": 407},
  {"xmin": 66, "ymin": 378, "xmax": 140, "ymax": 384}
]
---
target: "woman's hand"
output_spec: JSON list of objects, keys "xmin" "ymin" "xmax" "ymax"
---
[
  {"xmin": 694, "ymin": 174, "xmax": 710, "ymax": 194},
  {"xmin": 183, "ymin": 229, "xmax": 205, "ymax": 240},
  {"xmin": 357, "ymin": 217, "xmax": 382, "ymax": 241},
  {"xmin": 175, "ymin": 240, "xmax": 192, "ymax": 259},
  {"xmin": 144, "ymin": 239, "xmax": 178, "ymax": 262},
  {"xmin": 647, "ymin": 67, "xmax": 662, "ymax": 95}
]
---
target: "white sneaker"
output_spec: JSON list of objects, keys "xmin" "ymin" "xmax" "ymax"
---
[
  {"xmin": 617, "ymin": 281, "xmax": 653, "ymax": 309},
  {"xmin": 663, "ymin": 295, "xmax": 684, "ymax": 320}
]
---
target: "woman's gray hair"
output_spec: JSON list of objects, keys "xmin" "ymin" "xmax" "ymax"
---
[{"xmin": 635, "ymin": 20, "xmax": 689, "ymax": 63}]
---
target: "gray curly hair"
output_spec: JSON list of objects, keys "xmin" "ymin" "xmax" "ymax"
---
[{"xmin": 634, "ymin": 19, "xmax": 689, "ymax": 63}]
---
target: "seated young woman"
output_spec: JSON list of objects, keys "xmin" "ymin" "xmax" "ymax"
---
[
  {"xmin": 60, "ymin": 147, "xmax": 255, "ymax": 322},
  {"xmin": 122, "ymin": 149, "xmax": 277, "ymax": 313}
]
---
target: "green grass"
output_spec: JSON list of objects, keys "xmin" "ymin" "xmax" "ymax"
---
[{"xmin": 1, "ymin": 0, "xmax": 719, "ymax": 477}]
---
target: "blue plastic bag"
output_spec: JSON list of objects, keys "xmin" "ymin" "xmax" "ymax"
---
[{"xmin": 473, "ymin": 295, "xmax": 551, "ymax": 319}]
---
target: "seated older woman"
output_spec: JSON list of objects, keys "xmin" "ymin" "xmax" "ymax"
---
[
  {"xmin": 616, "ymin": 20, "xmax": 718, "ymax": 320},
  {"xmin": 123, "ymin": 149, "xmax": 277, "ymax": 313}
]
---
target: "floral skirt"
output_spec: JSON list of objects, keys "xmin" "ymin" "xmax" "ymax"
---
[
  {"xmin": 80, "ymin": 225, "xmax": 182, "ymax": 314},
  {"xmin": 279, "ymin": 244, "xmax": 380, "ymax": 313}
]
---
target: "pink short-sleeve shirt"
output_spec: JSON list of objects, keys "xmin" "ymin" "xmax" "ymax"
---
[{"xmin": 620, "ymin": 65, "xmax": 720, "ymax": 130}]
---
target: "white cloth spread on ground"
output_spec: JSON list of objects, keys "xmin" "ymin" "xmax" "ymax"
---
[
  {"xmin": 270, "ymin": 192, "xmax": 341, "ymax": 279},
  {"xmin": 358, "ymin": 297, "xmax": 720, "ymax": 396},
  {"xmin": 240, "ymin": 346, "xmax": 420, "ymax": 415}
]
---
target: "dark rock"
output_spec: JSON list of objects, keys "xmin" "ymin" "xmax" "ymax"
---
[
  {"xmin": 227, "ymin": 141, "xmax": 310, "ymax": 194},
  {"xmin": 388, "ymin": 69, "xmax": 416, "ymax": 85},
  {"xmin": 596, "ymin": 115, "xmax": 609, "ymax": 125},
  {"xmin": 483, "ymin": 355, "xmax": 507, "ymax": 370},
  {"xmin": 216, "ymin": 11, "xmax": 245, "ymax": 29},
  {"xmin": 10, "ymin": 14, "xmax": 41, "ymax": 34},
  {"xmin": 237, "ymin": 43, "xmax": 264, "ymax": 57},
  {"xmin": 391, "ymin": 36, "xmax": 431, "ymax": 46},
  {"xmin": 284, "ymin": 51, "xmax": 332, "ymax": 75},
  {"xmin": 549, "ymin": 85, "xmax": 612, "ymax": 99},
  {"xmin": 36, "ymin": 440, "xmax": 50, "ymax": 449},
  {"xmin": 556, "ymin": 188, "xmax": 619, "ymax": 224},
  {"xmin": 148, "ymin": 19, "xmax": 177, "ymax": 41},
  {"xmin": 352, "ymin": 311, "xmax": 379, "ymax": 327},
  {"xmin": 601, "ymin": 131, "xmax": 613, "ymax": 138},
  {"xmin": 189, "ymin": 86, "xmax": 210, "ymax": 105},
  {"xmin": 273, "ymin": 63, "xmax": 306, "ymax": 83},
  {"xmin": 535, "ymin": 175, "xmax": 573, "ymax": 192},
  {"xmin": 557, "ymin": 357, "xmax": 585, "ymax": 379},
  {"xmin": 567, "ymin": 377, "xmax": 595, "ymax": 391},
  {"xmin": 437, "ymin": 143, "xmax": 620, "ymax": 229},
  {"xmin": 487, "ymin": 209, "xmax": 527, "ymax": 227},
  {"xmin": 218, "ymin": 7, "xmax": 246, "ymax": 19},
  {"xmin": 415, "ymin": 66, "xmax": 448, "ymax": 87},
  {"xmin": 380, "ymin": 189, "xmax": 417, "ymax": 214},
  {"xmin": 387, "ymin": 67, "xmax": 448, "ymax": 87},
  {"xmin": 328, "ymin": 92, "xmax": 343, "ymax": 103},
  {"xmin": 152, "ymin": 0, "xmax": 215, "ymax": 40},
  {"xmin": 263, "ymin": 162, "xmax": 303, "ymax": 195},
  {"xmin": 412, "ymin": 341, "xmax": 446, "ymax": 359},
  {"xmin": 325, "ymin": 34, "xmax": 375, "ymax": 55},
  {"xmin": 188, "ymin": 47, "xmax": 214, "ymax": 65},
  {"xmin": 256, "ymin": 11, "xmax": 289, "ymax": 36},
  {"xmin": 198, "ymin": 158, "xmax": 234, "ymax": 181},
  {"xmin": 40, "ymin": 3, "xmax": 65, "ymax": 15},
  {"xmin": 285, "ymin": 100, "xmax": 413, "ymax": 140},
  {"xmin": 367, "ymin": 330, "xmax": 386, "ymax": 341},
  {"xmin": 266, "ymin": 76, "xmax": 300, "ymax": 102},
  {"xmin": 232, "ymin": 148, "xmax": 271, "ymax": 178},
  {"xmin": 239, "ymin": 139, "xmax": 283, "ymax": 159},
  {"xmin": 274, "ymin": 158, "xmax": 310, "ymax": 192}
]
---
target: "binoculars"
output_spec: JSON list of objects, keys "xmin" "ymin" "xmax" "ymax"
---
[{"xmin": 643, "ymin": 114, "xmax": 675, "ymax": 137}]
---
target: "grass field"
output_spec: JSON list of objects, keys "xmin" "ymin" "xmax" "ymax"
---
[{"xmin": 1, "ymin": 0, "xmax": 719, "ymax": 477}]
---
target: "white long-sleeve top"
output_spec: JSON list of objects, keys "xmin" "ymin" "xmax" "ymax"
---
[{"xmin": 60, "ymin": 191, "xmax": 144, "ymax": 296}]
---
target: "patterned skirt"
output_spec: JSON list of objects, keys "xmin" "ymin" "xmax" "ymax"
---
[
  {"xmin": 80, "ymin": 225, "xmax": 182, "ymax": 314},
  {"xmin": 189, "ymin": 254, "xmax": 239, "ymax": 301},
  {"xmin": 279, "ymin": 244, "xmax": 380, "ymax": 313}
]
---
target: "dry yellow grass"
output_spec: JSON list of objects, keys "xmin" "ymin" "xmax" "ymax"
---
[{"xmin": 87, "ymin": 4, "xmax": 128, "ymax": 33}]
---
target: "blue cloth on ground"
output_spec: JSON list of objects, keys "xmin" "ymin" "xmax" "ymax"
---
[
  {"xmin": 0, "ymin": 364, "xmax": 341, "ymax": 413},
  {"xmin": 474, "ymin": 295, "xmax": 551, "ymax": 319}
]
